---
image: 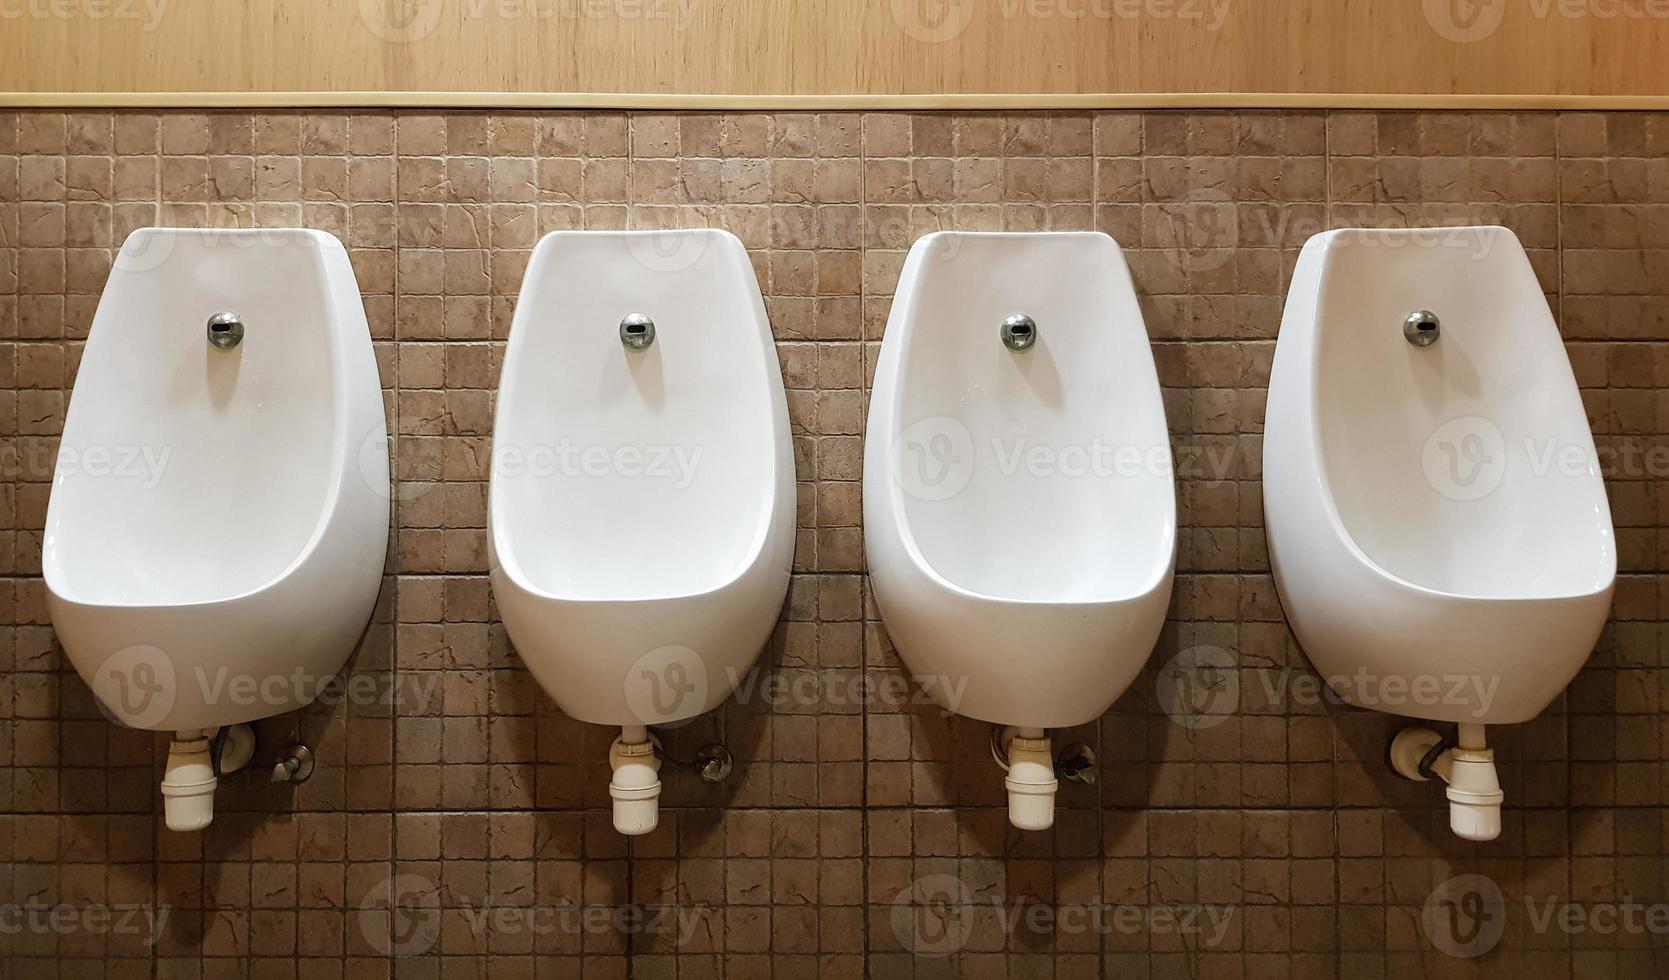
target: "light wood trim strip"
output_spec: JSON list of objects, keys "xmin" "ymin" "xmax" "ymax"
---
[{"xmin": 5, "ymin": 91, "xmax": 1669, "ymax": 111}]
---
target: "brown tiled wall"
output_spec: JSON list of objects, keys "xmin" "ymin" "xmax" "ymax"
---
[{"xmin": 0, "ymin": 109, "xmax": 1666, "ymax": 978}]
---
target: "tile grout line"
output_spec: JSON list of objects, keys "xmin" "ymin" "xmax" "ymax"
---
[
  {"xmin": 856, "ymin": 109, "xmax": 871, "ymax": 980},
  {"xmin": 386, "ymin": 106, "xmax": 402, "ymax": 976},
  {"xmin": 1322, "ymin": 105, "xmax": 1343, "ymax": 980}
]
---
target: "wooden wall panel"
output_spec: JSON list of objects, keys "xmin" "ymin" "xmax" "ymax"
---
[{"xmin": 3, "ymin": 0, "xmax": 1668, "ymax": 106}]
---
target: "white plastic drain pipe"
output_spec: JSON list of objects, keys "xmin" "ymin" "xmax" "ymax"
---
[
  {"xmin": 161, "ymin": 730, "xmax": 218, "ymax": 832},
  {"xmin": 609, "ymin": 725, "xmax": 662, "ymax": 836},
  {"xmin": 1002, "ymin": 727, "xmax": 1058, "ymax": 832},
  {"xmin": 160, "ymin": 725, "xmax": 257, "ymax": 832},
  {"xmin": 1390, "ymin": 722, "xmax": 1503, "ymax": 842}
]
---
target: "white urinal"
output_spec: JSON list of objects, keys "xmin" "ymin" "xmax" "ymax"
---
[
  {"xmin": 865, "ymin": 231, "xmax": 1176, "ymax": 831},
  {"xmin": 1264, "ymin": 226, "xmax": 1615, "ymax": 841},
  {"xmin": 45, "ymin": 227, "xmax": 390, "ymax": 831},
  {"xmin": 489, "ymin": 229, "xmax": 794, "ymax": 835}
]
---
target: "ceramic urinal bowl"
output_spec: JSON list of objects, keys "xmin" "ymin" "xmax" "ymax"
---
[
  {"xmin": 864, "ymin": 231, "xmax": 1176, "ymax": 830},
  {"xmin": 44, "ymin": 227, "xmax": 390, "ymax": 830},
  {"xmin": 489, "ymin": 229, "xmax": 794, "ymax": 834},
  {"xmin": 1264, "ymin": 226, "xmax": 1615, "ymax": 841}
]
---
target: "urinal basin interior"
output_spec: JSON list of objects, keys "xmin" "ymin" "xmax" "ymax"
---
[
  {"xmin": 491, "ymin": 229, "xmax": 783, "ymax": 603},
  {"xmin": 489, "ymin": 228, "xmax": 795, "ymax": 729},
  {"xmin": 884, "ymin": 231, "xmax": 1174, "ymax": 604},
  {"xmin": 45, "ymin": 228, "xmax": 344, "ymax": 607},
  {"xmin": 43, "ymin": 226, "xmax": 390, "ymax": 733},
  {"xmin": 864, "ymin": 231, "xmax": 1175, "ymax": 729},
  {"xmin": 1312, "ymin": 227, "xmax": 1613, "ymax": 600},
  {"xmin": 1264, "ymin": 226, "xmax": 1615, "ymax": 726}
]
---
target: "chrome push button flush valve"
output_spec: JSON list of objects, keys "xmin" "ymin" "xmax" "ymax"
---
[
  {"xmin": 1404, "ymin": 310, "xmax": 1440, "ymax": 347},
  {"xmin": 1001, "ymin": 313, "xmax": 1037, "ymax": 352},
  {"xmin": 620, "ymin": 313, "xmax": 656, "ymax": 351},
  {"xmin": 207, "ymin": 311, "xmax": 245, "ymax": 350}
]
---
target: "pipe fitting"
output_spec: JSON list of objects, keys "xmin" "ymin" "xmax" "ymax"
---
[
  {"xmin": 162, "ymin": 730, "xmax": 219, "ymax": 832},
  {"xmin": 609, "ymin": 727, "xmax": 663, "ymax": 836},
  {"xmin": 1437, "ymin": 745, "xmax": 1504, "ymax": 841},
  {"xmin": 1389, "ymin": 723, "xmax": 1503, "ymax": 842},
  {"xmin": 1001, "ymin": 727, "xmax": 1057, "ymax": 832}
]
